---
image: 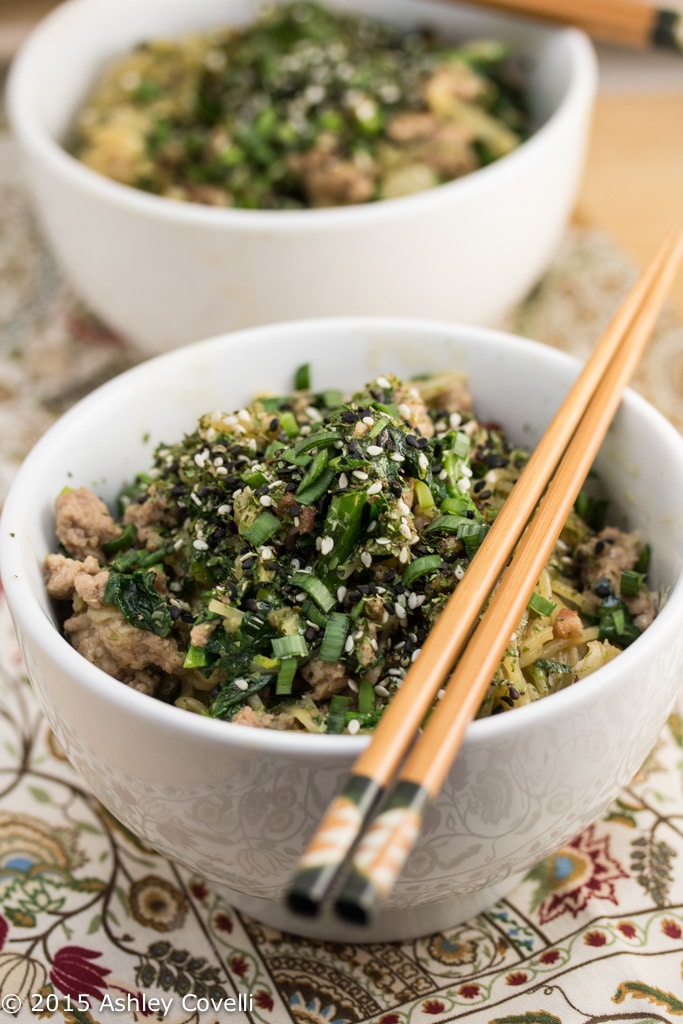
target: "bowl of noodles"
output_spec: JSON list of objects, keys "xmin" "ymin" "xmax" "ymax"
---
[
  {"xmin": 6, "ymin": 0, "xmax": 596, "ymax": 354},
  {"xmin": 2, "ymin": 316, "xmax": 683, "ymax": 942}
]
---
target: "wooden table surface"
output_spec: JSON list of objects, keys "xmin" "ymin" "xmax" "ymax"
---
[
  {"xmin": 2, "ymin": 3, "xmax": 683, "ymax": 311},
  {"xmin": 577, "ymin": 79, "xmax": 683, "ymax": 315}
]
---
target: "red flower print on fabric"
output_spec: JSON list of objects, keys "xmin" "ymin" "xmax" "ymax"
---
[
  {"xmin": 662, "ymin": 918, "xmax": 682, "ymax": 939},
  {"xmin": 506, "ymin": 972, "xmax": 528, "ymax": 986},
  {"xmin": 585, "ymin": 930, "xmax": 608, "ymax": 947},
  {"xmin": 531, "ymin": 824, "xmax": 628, "ymax": 925},
  {"xmin": 50, "ymin": 946, "xmax": 111, "ymax": 1002},
  {"xmin": 255, "ymin": 990, "xmax": 274, "ymax": 1011},
  {"xmin": 423, "ymin": 1000, "xmax": 446, "ymax": 1014},
  {"xmin": 459, "ymin": 984, "xmax": 481, "ymax": 999},
  {"xmin": 617, "ymin": 921, "xmax": 637, "ymax": 939}
]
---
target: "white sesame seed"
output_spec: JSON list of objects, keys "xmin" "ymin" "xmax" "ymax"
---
[
  {"xmin": 437, "ymin": 688, "xmax": 446, "ymax": 700},
  {"xmin": 366, "ymin": 481, "xmax": 382, "ymax": 496},
  {"xmin": 174, "ymin": 538, "xmax": 184, "ymax": 551},
  {"xmin": 347, "ymin": 679, "xmax": 358, "ymax": 693},
  {"xmin": 338, "ymin": 473, "xmax": 349, "ymax": 490},
  {"xmin": 457, "ymin": 477, "xmax": 471, "ymax": 493},
  {"xmin": 215, "ymin": 466, "xmax": 228, "ymax": 476},
  {"xmin": 375, "ymin": 537, "xmax": 390, "ymax": 546},
  {"xmin": 347, "ymin": 719, "xmax": 361, "ymax": 735},
  {"xmin": 374, "ymin": 684, "xmax": 390, "ymax": 698},
  {"xmin": 455, "ymin": 564, "xmax": 466, "ymax": 580},
  {"xmin": 296, "ymin": 592, "xmax": 307, "ymax": 603},
  {"xmin": 399, "ymin": 522, "xmax": 413, "ymax": 540},
  {"xmin": 394, "ymin": 603, "xmax": 407, "ymax": 620},
  {"xmin": 390, "ymin": 452, "xmax": 405, "ymax": 463},
  {"xmin": 259, "ymin": 495, "xmax": 273, "ymax": 506},
  {"xmin": 362, "ymin": 416, "xmax": 375, "ymax": 427},
  {"xmin": 190, "ymin": 492, "xmax": 203, "ymax": 507},
  {"xmin": 367, "ymin": 445, "xmax": 383, "ymax": 457},
  {"xmin": 439, "ymin": 469, "xmax": 448, "ymax": 480},
  {"xmin": 320, "ymin": 536, "xmax": 334, "ymax": 556},
  {"xmin": 217, "ymin": 503, "xmax": 231, "ymax": 515},
  {"xmin": 344, "ymin": 635, "xmax": 355, "ymax": 653},
  {"xmin": 449, "ymin": 412, "xmax": 462, "ymax": 429},
  {"xmin": 193, "ymin": 539, "xmax": 208, "ymax": 551},
  {"xmin": 408, "ymin": 592, "xmax": 418, "ymax": 610},
  {"xmin": 397, "ymin": 500, "xmax": 411, "ymax": 516},
  {"xmin": 360, "ymin": 551, "xmax": 373, "ymax": 568},
  {"xmin": 234, "ymin": 678, "xmax": 249, "ymax": 691},
  {"xmin": 238, "ymin": 409, "xmax": 251, "ymax": 423},
  {"xmin": 305, "ymin": 406, "xmax": 323, "ymax": 421},
  {"xmin": 376, "ymin": 376, "xmax": 391, "ymax": 389},
  {"xmin": 352, "ymin": 469, "xmax": 369, "ymax": 481},
  {"xmin": 411, "ymin": 648, "xmax": 422, "ymax": 662},
  {"xmin": 398, "ymin": 403, "xmax": 411, "ymax": 419},
  {"xmin": 399, "ymin": 547, "xmax": 410, "ymax": 564},
  {"xmin": 418, "ymin": 453, "xmax": 429, "ymax": 474},
  {"xmin": 337, "ymin": 586, "xmax": 347, "ymax": 602},
  {"xmin": 261, "ymin": 546, "xmax": 274, "ymax": 560}
]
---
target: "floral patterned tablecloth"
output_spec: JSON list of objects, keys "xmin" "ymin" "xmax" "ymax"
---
[{"xmin": 3, "ymin": 91, "xmax": 683, "ymax": 1024}]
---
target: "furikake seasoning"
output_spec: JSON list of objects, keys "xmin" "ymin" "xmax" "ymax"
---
[
  {"xmin": 70, "ymin": 1, "xmax": 529, "ymax": 208},
  {"xmin": 45, "ymin": 368, "xmax": 657, "ymax": 734}
]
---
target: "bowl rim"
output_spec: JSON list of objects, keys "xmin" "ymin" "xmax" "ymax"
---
[
  {"xmin": 2, "ymin": 314, "xmax": 683, "ymax": 758},
  {"xmin": 5, "ymin": 0, "xmax": 597, "ymax": 232}
]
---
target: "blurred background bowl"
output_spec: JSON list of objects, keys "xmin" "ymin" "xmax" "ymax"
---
[
  {"xmin": 2, "ymin": 316, "xmax": 683, "ymax": 943},
  {"xmin": 6, "ymin": 0, "xmax": 596, "ymax": 354}
]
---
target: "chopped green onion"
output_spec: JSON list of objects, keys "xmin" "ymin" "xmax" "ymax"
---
[
  {"xmin": 319, "ymin": 613, "xmax": 350, "ymax": 662},
  {"xmin": 102, "ymin": 522, "xmax": 137, "ymax": 554},
  {"xmin": 295, "ymin": 468, "xmax": 336, "ymax": 505},
  {"xmin": 279, "ymin": 411, "xmax": 300, "ymax": 438},
  {"xmin": 424, "ymin": 513, "xmax": 473, "ymax": 535},
  {"xmin": 326, "ymin": 695, "xmax": 350, "ymax": 734},
  {"xmin": 183, "ymin": 644, "xmax": 209, "ymax": 669},
  {"xmin": 451, "ymin": 431, "xmax": 471, "ymax": 458},
  {"xmin": 402, "ymin": 554, "xmax": 441, "ymax": 586},
  {"xmin": 322, "ymin": 491, "xmax": 367, "ymax": 569},
  {"xmin": 358, "ymin": 678, "xmax": 376, "ymax": 715},
  {"xmin": 575, "ymin": 491, "xmax": 608, "ymax": 530},
  {"xmin": 368, "ymin": 414, "xmax": 391, "ymax": 438},
  {"xmin": 294, "ymin": 430, "xmax": 343, "ymax": 455},
  {"xmin": 321, "ymin": 389, "xmax": 343, "ymax": 408},
  {"xmin": 296, "ymin": 447, "xmax": 329, "ymax": 496},
  {"xmin": 527, "ymin": 592, "xmax": 557, "ymax": 617},
  {"xmin": 291, "ymin": 571, "xmax": 336, "ymax": 612},
  {"xmin": 620, "ymin": 569, "xmax": 645, "ymax": 598},
  {"xmin": 413, "ymin": 480, "xmax": 434, "ymax": 510},
  {"xmin": 244, "ymin": 470, "xmax": 268, "ymax": 488},
  {"xmin": 635, "ymin": 544, "xmax": 651, "ymax": 574},
  {"xmin": 242, "ymin": 511, "xmax": 281, "ymax": 545},
  {"xmin": 300, "ymin": 598, "xmax": 327, "ymax": 629},
  {"xmin": 294, "ymin": 363, "xmax": 311, "ymax": 390},
  {"xmin": 271, "ymin": 634, "xmax": 309, "ymax": 659},
  {"xmin": 276, "ymin": 657, "xmax": 298, "ymax": 695}
]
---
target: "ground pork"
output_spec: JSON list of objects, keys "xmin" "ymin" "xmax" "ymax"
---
[
  {"xmin": 55, "ymin": 486, "xmax": 120, "ymax": 560},
  {"xmin": 122, "ymin": 493, "xmax": 170, "ymax": 550},
  {"xmin": 64, "ymin": 606, "xmax": 183, "ymax": 679},
  {"xmin": 44, "ymin": 553, "xmax": 102, "ymax": 599},
  {"xmin": 576, "ymin": 525, "xmax": 657, "ymax": 627},
  {"xmin": 300, "ymin": 660, "xmax": 352, "ymax": 701}
]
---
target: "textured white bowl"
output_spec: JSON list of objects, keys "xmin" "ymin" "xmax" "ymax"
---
[
  {"xmin": 3, "ymin": 317, "xmax": 683, "ymax": 943},
  {"xmin": 6, "ymin": 0, "xmax": 596, "ymax": 354}
]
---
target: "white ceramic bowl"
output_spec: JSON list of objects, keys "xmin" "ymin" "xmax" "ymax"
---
[
  {"xmin": 3, "ymin": 317, "xmax": 683, "ymax": 943},
  {"xmin": 6, "ymin": 0, "xmax": 596, "ymax": 355}
]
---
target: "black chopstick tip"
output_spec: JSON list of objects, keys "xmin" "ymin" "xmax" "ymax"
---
[
  {"xmin": 333, "ymin": 867, "xmax": 377, "ymax": 927},
  {"xmin": 334, "ymin": 896, "xmax": 370, "ymax": 927},
  {"xmin": 651, "ymin": 8, "xmax": 683, "ymax": 52},
  {"xmin": 286, "ymin": 889, "xmax": 321, "ymax": 918}
]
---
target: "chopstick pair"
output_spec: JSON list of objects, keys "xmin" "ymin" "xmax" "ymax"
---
[
  {"xmin": 286, "ymin": 229, "xmax": 683, "ymax": 924},
  {"xmin": 460, "ymin": 0, "xmax": 683, "ymax": 53}
]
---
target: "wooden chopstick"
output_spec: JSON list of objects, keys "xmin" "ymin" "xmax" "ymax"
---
[
  {"xmin": 285, "ymin": 230, "xmax": 683, "ymax": 920},
  {"xmin": 332, "ymin": 230, "xmax": 683, "ymax": 923},
  {"xmin": 458, "ymin": 0, "xmax": 683, "ymax": 52}
]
